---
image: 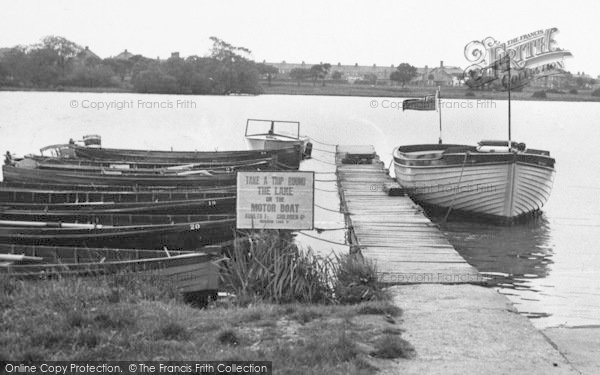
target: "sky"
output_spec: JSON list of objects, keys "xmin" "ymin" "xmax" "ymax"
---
[{"xmin": 0, "ymin": 0, "xmax": 598, "ymax": 76}]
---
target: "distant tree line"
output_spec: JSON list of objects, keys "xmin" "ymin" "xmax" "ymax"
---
[
  {"xmin": 285, "ymin": 62, "xmax": 417, "ymax": 86},
  {"xmin": 0, "ymin": 36, "xmax": 271, "ymax": 95},
  {"xmin": 289, "ymin": 63, "xmax": 332, "ymax": 86}
]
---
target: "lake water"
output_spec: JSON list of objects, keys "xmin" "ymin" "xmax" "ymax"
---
[{"xmin": 1, "ymin": 91, "xmax": 599, "ymax": 329}]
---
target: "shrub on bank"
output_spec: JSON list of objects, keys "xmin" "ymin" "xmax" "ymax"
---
[
  {"xmin": 592, "ymin": 88, "xmax": 600, "ymax": 97},
  {"xmin": 569, "ymin": 88, "xmax": 579, "ymax": 94},
  {"xmin": 220, "ymin": 231, "xmax": 387, "ymax": 305},
  {"xmin": 333, "ymin": 253, "xmax": 386, "ymax": 304},
  {"xmin": 532, "ymin": 90, "xmax": 547, "ymax": 99},
  {"xmin": 220, "ymin": 231, "xmax": 335, "ymax": 304}
]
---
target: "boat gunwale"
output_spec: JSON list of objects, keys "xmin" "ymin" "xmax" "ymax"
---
[{"xmin": 393, "ymin": 158, "xmax": 556, "ymax": 172}]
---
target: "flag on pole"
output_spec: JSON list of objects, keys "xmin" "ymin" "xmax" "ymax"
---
[{"xmin": 402, "ymin": 95, "xmax": 436, "ymax": 111}]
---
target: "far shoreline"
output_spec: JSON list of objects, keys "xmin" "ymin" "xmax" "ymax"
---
[{"xmin": 2, "ymin": 83, "xmax": 600, "ymax": 103}]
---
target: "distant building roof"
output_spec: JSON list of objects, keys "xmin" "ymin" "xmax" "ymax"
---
[
  {"xmin": 114, "ymin": 49, "xmax": 135, "ymax": 60},
  {"xmin": 77, "ymin": 46, "xmax": 100, "ymax": 61},
  {"xmin": 268, "ymin": 61, "xmax": 463, "ymax": 81}
]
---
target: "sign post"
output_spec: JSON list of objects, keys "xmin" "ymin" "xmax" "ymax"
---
[{"xmin": 236, "ymin": 171, "xmax": 315, "ymax": 230}]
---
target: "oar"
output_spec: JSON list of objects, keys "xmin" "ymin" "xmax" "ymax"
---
[
  {"xmin": 0, "ymin": 253, "xmax": 44, "ymax": 262},
  {"xmin": 0, "ymin": 220, "xmax": 104, "ymax": 229}
]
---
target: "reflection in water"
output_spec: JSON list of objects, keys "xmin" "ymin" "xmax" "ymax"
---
[
  {"xmin": 431, "ymin": 214, "xmax": 554, "ymax": 319},
  {"xmin": 438, "ymin": 215, "xmax": 553, "ymax": 284}
]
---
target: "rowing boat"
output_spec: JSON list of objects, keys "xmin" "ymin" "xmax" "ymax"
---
[
  {"xmin": 0, "ymin": 196, "xmax": 235, "ymax": 214},
  {"xmin": 0, "ymin": 218, "xmax": 235, "ymax": 249},
  {"xmin": 0, "ymin": 181, "xmax": 236, "ymax": 192},
  {"xmin": 42, "ymin": 143, "xmax": 303, "ymax": 169},
  {"xmin": 27, "ymin": 154, "xmax": 277, "ymax": 169},
  {"xmin": 0, "ymin": 185, "xmax": 235, "ymax": 204},
  {"xmin": 2, "ymin": 164, "xmax": 238, "ymax": 186},
  {"xmin": 0, "ymin": 212, "xmax": 233, "ymax": 225},
  {"xmin": 15, "ymin": 157, "xmax": 273, "ymax": 174},
  {"xmin": 0, "ymin": 243, "xmax": 219, "ymax": 293}
]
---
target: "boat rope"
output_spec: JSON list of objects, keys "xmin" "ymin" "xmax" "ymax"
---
[
  {"xmin": 315, "ymin": 186, "xmax": 339, "ymax": 193},
  {"xmin": 313, "ymin": 171, "xmax": 336, "ymax": 175},
  {"xmin": 310, "ymin": 156, "xmax": 337, "ymax": 165},
  {"xmin": 302, "ymin": 136, "xmax": 337, "ymax": 147},
  {"xmin": 442, "ymin": 152, "xmax": 469, "ymax": 223},
  {"xmin": 297, "ymin": 231, "xmax": 349, "ymax": 246},
  {"xmin": 315, "ymin": 203, "xmax": 349, "ymax": 214},
  {"xmin": 314, "ymin": 226, "xmax": 347, "ymax": 232},
  {"xmin": 275, "ymin": 161, "xmax": 302, "ymax": 170},
  {"xmin": 315, "ymin": 178, "xmax": 338, "ymax": 182},
  {"xmin": 313, "ymin": 147, "xmax": 337, "ymax": 154}
]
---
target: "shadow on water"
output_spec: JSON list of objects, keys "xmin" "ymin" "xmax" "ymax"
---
[
  {"xmin": 428, "ymin": 212, "xmax": 555, "ymax": 319},
  {"xmin": 428, "ymin": 212, "xmax": 554, "ymax": 286}
]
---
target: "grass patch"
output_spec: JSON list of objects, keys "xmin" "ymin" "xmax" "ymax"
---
[
  {"xmin": 333, "ymin": 254, "xmax": 386, "ymax": 304},
  {"xmin": 1, "ymin": 231, "xmax": 412, "ymax": 371},
  {"xmin": 159, "ymin": 322, "xmax": 190, "ymax": 341},
  {"xmin": 382, "ymin": 327, "xmax": 404, "ymax": 335},
  {"xmin": 371, "ymin": 334, "xmax": 415, "ymax": 359},
  {"xmin": 0, "ymin": 277, "xmax": 414, "ymax": 371},
  {"xmin": 291, "ymin": 307, "xmax": 323, "ymax": 324},
  {"xmin": 355, "ymin": 301, "xmax": 402, "ymax": 317},
  {"xmin": 217, "ymin": 329, "xmax": 240, "ymax": 346},
  {"xmin": 239, "ymin": 309, "xmax": 263, "ymax": 323},
  {"xmin": 66, "ymin": 311, "xmax": 89, "ymax": 328}
]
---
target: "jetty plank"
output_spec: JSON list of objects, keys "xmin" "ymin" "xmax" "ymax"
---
[{"xmin": 336, "ymin": 145, "xmax": 481, "ymax": 284}]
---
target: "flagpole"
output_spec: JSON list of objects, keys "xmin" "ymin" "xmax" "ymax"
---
[
  {"xmin": 437, "ymin": 86, "xmax": 442, "ymax": 144},
  {"xmin": 507, "ymin": 57, "xmax": 512, "ymax": 148}
]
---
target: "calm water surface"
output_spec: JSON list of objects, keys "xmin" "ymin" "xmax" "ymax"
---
[{"xmin": 1, "ymin": 91, "xmax": 599, "ymax": 328}]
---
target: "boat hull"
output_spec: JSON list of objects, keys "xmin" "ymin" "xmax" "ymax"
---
[
  {"xmin": 245, "ymin": 137, "xmax": 307, "ymax": 152},
  {"xmin": 2, "ymin": 165, "xmax": 238, "ymax": 187},
  {"xmin": 0, "ymin": 244, "xmax": 219, "ymax": 293},
  {"xmin": 0, "ymin": 219, "xmax": 235, "ymax": 249},
  {"xmin": 393, "ymin": 148, "xmax": 555, "ymax": 221},
  {"xmin": 0, "ymin": 185, "xmax": 235, "ymax": 204},
  {"xmin": 0, "ymin": 196, "xmax": 236, "ymax": 214},
  {"xmin": 70, "ymin": 144, "xmax": 303, "ymax": 169}
]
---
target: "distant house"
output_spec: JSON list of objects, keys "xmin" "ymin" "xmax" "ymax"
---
[
  {"xmin": 268, "ymin": 61, "xmax": 395, "ymax": 83},
  {"xmin": 79, "ymin": 46, "xmax": 100, "ymax": 59},
  {"xmin": 412, "ymin": 61, "xmax": 464, "ymax": 87},
  {"xmin": 268, "ymin": 60, "xmax": 466, "ymax": 86},
  {"xmin": 529, "ymin": 70, "xmax": 570, "ymax": 89},
  {"xmin": 114, "ymin": 49, "xmax": 134, "ymax": 61},
  {"xmin": 74, "ymin": 46, "xmax": 101, "ymax": 65}
]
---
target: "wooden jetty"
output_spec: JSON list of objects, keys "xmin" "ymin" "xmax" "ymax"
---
[{"xmin": 336, "ymin": 145, "xmax": 481, "ymax": 284}]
